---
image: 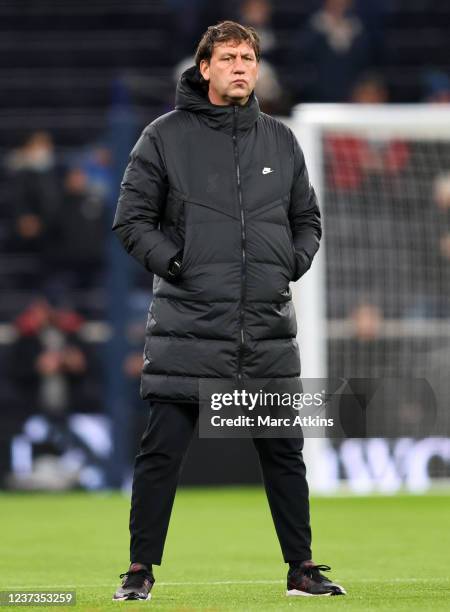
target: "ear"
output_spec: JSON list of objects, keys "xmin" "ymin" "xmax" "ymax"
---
[{"xmin": 199, "ymin": 59, "xmax": 210, "ymax": 82}]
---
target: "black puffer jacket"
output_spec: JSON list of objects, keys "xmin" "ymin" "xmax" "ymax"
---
[{"xmin": 112, "ymin": 66, "xmax": 321, "ymax": 403}]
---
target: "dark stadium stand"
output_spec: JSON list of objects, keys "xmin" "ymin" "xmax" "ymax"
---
[
  {"xmin": 0, "ymin": 0, "xmax": 448, "ymax": 316},
  {"xmin": 0, "ymin": 0, "xmax": 449, "ymax": 489},
  {"xmin": 0, "ymin": 0, "xmax": 448, "ymax": 144}
]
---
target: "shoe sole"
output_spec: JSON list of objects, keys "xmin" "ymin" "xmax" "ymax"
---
[
  {"xmin": 286, "ymin": 585, "xmax": 346, "ymax": 597},
  {"xmin": 287, "ymin": 589, "xmax": 332, "ymax": 597},
  {"xmin": 112, "ymin": 593, "xmax": 151, "ymax": 601}
]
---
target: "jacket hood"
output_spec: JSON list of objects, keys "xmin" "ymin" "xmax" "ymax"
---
[{"xmin": 175, "ymin": 65, "xmax": 260, "ymax": 135}]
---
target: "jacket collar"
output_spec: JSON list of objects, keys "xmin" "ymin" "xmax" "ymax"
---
[{"xmin": 175, "ymin": 65, "xmax": 260, "ymax": 135}]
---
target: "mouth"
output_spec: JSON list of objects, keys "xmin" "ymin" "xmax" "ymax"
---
[{"xmin": 231, "ymin": 80, "xmax": 247, "ymax": 86}]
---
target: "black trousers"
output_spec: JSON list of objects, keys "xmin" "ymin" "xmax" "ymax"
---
[{"xmin": 129, "ymin": 400, "xmax": 312, "ymax": 566}]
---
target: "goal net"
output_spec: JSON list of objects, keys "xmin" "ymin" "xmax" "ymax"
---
[{"xmin": 290, "ymin": 104, "xmax": 450, "ymax": 493}]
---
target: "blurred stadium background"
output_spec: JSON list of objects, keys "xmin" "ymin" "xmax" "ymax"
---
[{"xmin": 1, "ymin": 0, "xmax": 450, "ymax": 498}]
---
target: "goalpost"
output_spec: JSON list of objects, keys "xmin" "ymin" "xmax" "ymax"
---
[{"xmin": 289, "ymin": 104, "xmax": 450, "ymax": 492}]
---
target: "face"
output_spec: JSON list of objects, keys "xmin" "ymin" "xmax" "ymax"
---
[{"xmin": 200, "ymin": 40, "xmax": 259, "ymax": 106}]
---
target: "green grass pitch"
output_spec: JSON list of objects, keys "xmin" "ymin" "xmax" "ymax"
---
[{"xmin": 0, "ymin": 488, "xmax": 449, "ymax": 610}]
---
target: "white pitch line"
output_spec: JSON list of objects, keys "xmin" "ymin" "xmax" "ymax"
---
[
  {"xmin": 0, "ymin": 580, "xmax": 283, "ymax": 589},
  {"xmin": 1, "ymin": 577, "xmax": 448, "ymax": 589}
]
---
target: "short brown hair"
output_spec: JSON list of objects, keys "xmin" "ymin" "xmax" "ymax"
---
[{"xmin": 194, "ymin": 20, "xmax": 261, "ymax": 67}]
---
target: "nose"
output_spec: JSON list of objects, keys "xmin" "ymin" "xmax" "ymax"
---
[{"xmin": 232, "ymin": 56, "xmax": 246, "ymax": 73}]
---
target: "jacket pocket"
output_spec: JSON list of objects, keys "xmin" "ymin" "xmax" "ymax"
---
[
  {"xmin": 284, "ymin": 217, "xmax": 297, "ymax": 279},
  {"xmin": 175, "ymin": 200, "xmax": 192, "ymax": 275},
  {"xmin": 175, "ymin": 199, "xmax": 186, "ymax": 246}
]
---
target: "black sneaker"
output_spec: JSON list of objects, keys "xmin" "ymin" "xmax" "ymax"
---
[
  {"xmin": 113, "ymin": 563, "xmax": 155, "ymax": 601},
  {"xmin": 286, "ymin": 561, "xmax": 346, "ymax": 597}
]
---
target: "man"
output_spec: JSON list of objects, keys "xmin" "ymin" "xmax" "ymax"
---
[{"xmin": 112, "ymin": 21, "xmax": 346, "ymax": 601}]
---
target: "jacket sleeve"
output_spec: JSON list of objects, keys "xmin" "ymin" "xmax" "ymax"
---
[
  {"xmin": 112, "ymin": 124, "xmax": 180, "ymax": 279},
  {"xmin": 288, "ymin": 129, "xmax": 322, "ymax": 281}
]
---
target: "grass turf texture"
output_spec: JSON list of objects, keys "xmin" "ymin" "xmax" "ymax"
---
[{"xmin": 0, "ymin": 488, "xmax": 449, "ymax": 610}]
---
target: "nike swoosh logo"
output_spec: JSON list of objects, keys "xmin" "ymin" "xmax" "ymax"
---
[{"xmin": 262, "ymin": 167, "xmax": 274, "ymax": 175}]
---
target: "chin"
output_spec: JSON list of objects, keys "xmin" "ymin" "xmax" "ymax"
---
[{"xmin": 228, "ymin": 88, "xmax": 251, "ymax": 101}]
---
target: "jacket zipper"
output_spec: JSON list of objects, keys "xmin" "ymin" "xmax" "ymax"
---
[{"xmin": 233, "ymin": 106, "xmax": 246, "ymax": 382}]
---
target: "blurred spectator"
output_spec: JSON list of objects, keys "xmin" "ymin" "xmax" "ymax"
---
[
  {"xmin": 434, "ymin": 173, "xmax": 450, "ymax": 213},
  {"xmin": 7, "ymin": 132, "xmax": 61, "ymax": 265},
  {"xmin": 8, "ymin": 298, "xmax": 101, "ymax": 416},
  {"xmin": 329, "ymin": 302, "xmax": 392, "ymax": 377},
  {"xmin": 328, "ymin": 302, "xmax": 387, "ymax": 376},
  {"xmin": 80, "ymin": 145, "xmax": 114, "ymax": 201},
  {"xmin": 253, "ymin": 59, "xmax": 291, "ymax": 114},
  {"xmin": 53, "ymin": 166, "xmax": 106, "ymax": 290},
  {"xmin": 292, "ymin": 0, "xmax": 372, "ymax": 102},
  {"xmin": 423, "ymin": 70, "xmax": 450, "ymax": 104},
  {"xmin": 238, "ymin": 0, "xmax": 277, "ymax": 58},
  {"xmin": 123, "ymin": 351, "xmax": 143, "ymax": 381},
  {"xmin": 5, "ymin": 135, "xmax": 108, "ymax": 297},
  {"xmin": 329, "ymin": 302, "xmax": 431, "ymax": 436},
  {"xmin": 325, "ymin": 132, "xmax": 409, "ymax": 192},
  {"xmin": 351, "ymin": 302, "xmax": 382, "ymax": 342},
  {"xmin": 433, "ymin": 172, "xmax": 450, "ymax": 316},
  {"xmin": 350, "ymin": 71, "xmax": 387, "ymax": 103},
  {"xmin": 325, "ymin": 74, "xmax": 409, "ymax": 192}
]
